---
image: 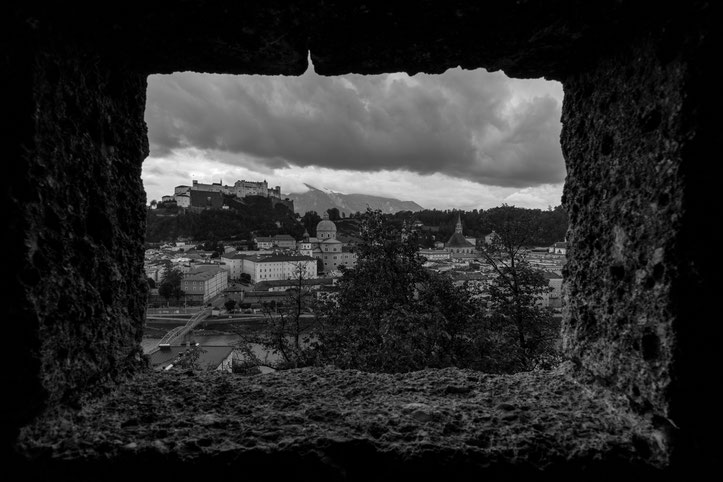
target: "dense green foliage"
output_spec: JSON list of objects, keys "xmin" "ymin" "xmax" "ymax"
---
[
  {"xmin": 158, "ymin": 268, "xmax": 185, "ymax": 302},
  {"xmin": 145, "ymin": 195, "xmax": 302, "ymax": 243},
  {"xmin": 147, "ymin": 195, "xmax": 566, "ymax": 252},
  {"xmin": 312, "ymin": 210, "xmax": 488, "ymax": 371},
  {"xmin": 240, "ymin": 208, "xmax": 561, "ymax": 374},
  {"xmin": 300, "ymin": 211, "xmax": 322, "ymax": 236},
  {"xmin": 390, "ymin": 204, "xmax": 568, "ymax": 247}
]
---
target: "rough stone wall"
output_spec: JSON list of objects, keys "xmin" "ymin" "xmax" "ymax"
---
[
  {"xmin": 3, "ymin": 1, "xmax": 716, "ymax": 470},
  {"xmin": 561, "ymin": 22, "xmax": 717, "ymax": 463},
  {"xmin": 5, "ymin": 37, "xmax": 149, "ymax": 445}
]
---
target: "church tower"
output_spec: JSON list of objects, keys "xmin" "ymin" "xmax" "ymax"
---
[{"xmin": 445, "ymin": 213, "xmax": 474, "ymax": 255}]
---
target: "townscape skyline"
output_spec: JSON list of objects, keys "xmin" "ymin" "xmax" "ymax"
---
[{"xmin": 142, "ymin": 54, "xmax": 565, "ymax": 211}]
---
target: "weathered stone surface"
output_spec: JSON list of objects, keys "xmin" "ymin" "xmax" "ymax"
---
[
  {"xmin": 561, "ymin": 22, "xmax": 717, "ymax": 466},
  {"xmin": 4, "ymin": 39, "xmax": 149, "ymax": 449},
  {"xmin": 15, "ymin": 366, "xmax": 662, "ymax": 480},
  {"xmin": 2, "ymin": 0, "xmax": 717, "ymax": 475}
]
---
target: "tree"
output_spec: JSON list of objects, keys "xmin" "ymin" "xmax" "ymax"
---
[
  {"xmin": 327, "ymin": 207, "xmax": 341, "ymax": 221},
  {"xmin": 312, "ymin": 208, "xmax": 487, "ymax": 372},
  {"xmin": 158, "ymin": 268, "xmax": 185, "ymax": 305},
  {"xmin": 147, "ymin": 277, "xmax": 156, "ymax": 289},
  {"xmin": 224, "ymin": 299, "xmax": 237, "ymax": 312},
  {"xmin": 300, "ymin": 211, "xmax": 322, "ymax": 236},
  {"xmin": 201, "ymin": 238, "xmax": 224, "ymax": 255},
  {"xmin": 236, "ymin": 262, "xmax": 317, "ymax": 369},
  {"xmin": 478, "ymin": 204, "xmax": 560, "ymax": 372},
  {"xmin": 174, "ymin": 344, "xmax": 207, "ymax": 370},
  {"xmin": 239, "ymin": 273, "xmax": 251, "ymax": 284}
]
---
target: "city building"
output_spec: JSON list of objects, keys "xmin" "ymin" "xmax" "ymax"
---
[
  {"xmin": 181, "ymin": 267, "xmax": 228, "ymax": 303},
  {"xmin": 445, "ymin": 215, "xmax": 476, "ymax": 256},
  {"xmin": 241, "ymin": 254, "xmax": 318, "ymax": 282},
  {"xmin": 254, "ymin": 237, "xmax": 274, "ymax": 250},
  {"xmin": 219, "ymin": 253, "xmax": 248, "ymax": 280},
  {"xmin": 297, "ymin": 213, "xmax": 358, "ymax": 274},
  {"xmin": 144, "ymin": 261, "xmax": 168, "ymax": 283},
  {"xmin": 272, "ymin": 234, "xmax": 296, "ymax": 249},
  {"xmin": 254, "ymin": 234, "xmax": 297, "ymax": 250},
  {"xmin": 418, "ymin": 249, "xmax": 451, "ymax": 262},
  {"xmin": 484, "ymin": 231, "xmax": 500, "ymax": 245},
  {"xmin": 540, "ymin": 271, "xmax": 564, "ymax": 309},
  {"xmin": 549, "ymin": 241, "xmax": 567, "ymax": 255}
]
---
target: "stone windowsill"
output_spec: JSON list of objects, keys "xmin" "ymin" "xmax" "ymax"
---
[{"xmin": 14, "ymin": 365, "xmax": 664, "ymax": 480}]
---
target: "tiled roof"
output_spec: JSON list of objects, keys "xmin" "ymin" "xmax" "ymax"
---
[
  {"xmin": 257, "ymin": 255, "xmax": 317, "ymax": 263},
  {"xmin": 221, "ymin": 253, "xmax": 250, "ymax": 260},
  {"xmin": 184, "ymin": 268, "xmax": 224, "ymax": 280},
  {"xmin": 148, "ymin": 345, "xmax": 234, "ymax": 371},
  {"xmin": 446, "ymin": 233, "xmax": 474, "ymax": 247}
]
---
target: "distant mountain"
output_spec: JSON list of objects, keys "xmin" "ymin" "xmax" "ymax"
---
[{"xmin": 286, "ymin": 184, "xmax": 424, "ymax": 216}]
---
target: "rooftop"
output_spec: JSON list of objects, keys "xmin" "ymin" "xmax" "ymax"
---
[
  {"xmin": 256, "ymin": 255, "xmax": 317, "ymax": 263},
  {"xmin": 446, "ymin": 233, "xmax": 474, "ymax": 248},
  {"xmin": 147, "ymin": 346, "xmax": 234, "ymax": 371},
  {"xmin": 184, "ymin": 269, "xmax": 224, "ymax": 281}
]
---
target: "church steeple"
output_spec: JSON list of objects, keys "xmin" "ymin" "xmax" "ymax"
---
[{"xmin": 455, "ymin": 214, "xmax": 463, "ymax": 234}]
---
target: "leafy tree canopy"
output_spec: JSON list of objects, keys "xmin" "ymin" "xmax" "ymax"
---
[{"xmin": 158, "ymin": 268, "xmax": 185, "ymax": 302}]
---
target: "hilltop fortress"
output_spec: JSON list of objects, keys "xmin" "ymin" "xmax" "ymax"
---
[
  {"xmin": 160, "ymin": 179, "xmax": 290, "ymax": 211},
  {"xmin": 175, "ymin": 179, "xmax": 281, "ymax": 199}
]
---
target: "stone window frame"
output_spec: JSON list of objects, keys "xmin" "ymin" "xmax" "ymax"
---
[{"xmin": 5, "ymin": 3, "xmax": 714, "ymax": 475}]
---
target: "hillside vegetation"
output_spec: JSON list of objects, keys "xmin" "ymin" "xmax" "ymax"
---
[{"xmin": 145, "ymin": 195, "xmax": 303, "ymax": 243}]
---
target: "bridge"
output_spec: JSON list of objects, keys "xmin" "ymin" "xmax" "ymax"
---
[{"xmin": 156, "ymin": 308, "xmax": 212, "ymax": 348}]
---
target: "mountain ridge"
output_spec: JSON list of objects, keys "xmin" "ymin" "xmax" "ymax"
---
[{"xmin": 286, "ymin": 184, "xmax": 424, "ymax": 216}]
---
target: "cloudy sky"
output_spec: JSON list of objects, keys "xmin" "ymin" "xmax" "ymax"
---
[{"xmin": 142, "ymin": 55, "xmax": 565, "ymax": 211}]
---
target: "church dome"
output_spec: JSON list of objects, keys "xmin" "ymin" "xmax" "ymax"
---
[{"xmin": 316, "ymin": 212, "xmax": 337, "ymax": 239}]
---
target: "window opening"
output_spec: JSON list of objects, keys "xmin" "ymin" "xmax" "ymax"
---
[{"xmin": 141, "ymin": 53, "xmax": 566, "ymax": 375}]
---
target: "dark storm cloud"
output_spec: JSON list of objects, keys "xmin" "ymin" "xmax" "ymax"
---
[{"xmin": 145, "ymin": 65, "xmax": 564, "ymax": 188}]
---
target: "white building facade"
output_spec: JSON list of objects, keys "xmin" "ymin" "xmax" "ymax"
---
[{"xmin": 241, "ymin": 255, "xmax": 318, "ymax": 282}]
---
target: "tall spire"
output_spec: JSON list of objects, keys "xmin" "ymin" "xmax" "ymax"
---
[{"xmin": 455, "ymin": 214, "xmax": 463, "ymax": 234}]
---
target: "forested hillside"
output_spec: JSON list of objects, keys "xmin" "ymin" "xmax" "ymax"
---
[
  {"xmin": 388, "ymin": 205, "xmax": 568, "ymax": 247},
  {"xmin": 145, "ymin": 195, "xmax": 303, "ymax": 243},
  {"xmin": 146, "ymin": 198, "xmax": 568, "ymax": 248}
]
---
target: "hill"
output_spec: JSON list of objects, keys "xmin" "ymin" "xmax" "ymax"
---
[
  {"xmin": 145, "ymin": 195, "xmax": 303, "ymax": 243},
  {"xmin": 287, "ymin": 184, "xmax": 423, "ymax": 216}
]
